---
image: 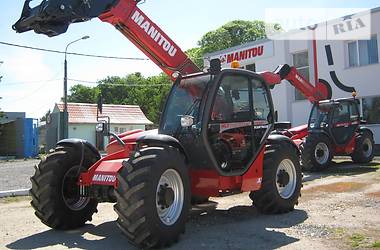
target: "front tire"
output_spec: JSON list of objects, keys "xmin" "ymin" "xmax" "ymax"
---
[
  {"xmin": 300, "ymin": 134, "xmax": 333, "ymax": 171},
  {"xmin": 114, "ymin": 146, "xmax": 190, "ymax": 249},
  {"xmin": 351, "ymin": 130, "xmax": 375, "ymax": 163},
  {"xmin": 250, "ymin": 143, "xmax": 302, "ymax": 214},
  {"xmin": 30, "ymin": 145, "xmax": 99, "ymax": 229}
]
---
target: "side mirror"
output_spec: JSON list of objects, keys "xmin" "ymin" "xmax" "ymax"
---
[
  {"xmin": 181, "ymin": 115, "xmax": 194, "ymax": 128},
  {"xmin": 96, "ymin": 121, "xmax": 108, "ymax": 135}
]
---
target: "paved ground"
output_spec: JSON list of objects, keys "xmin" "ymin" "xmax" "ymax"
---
[
  {"xmin": 0, "ymin": 159, "xmax": 379, "ymax": 249},
  {"xmin": 0, "ymin": 159, "xmax": 39, "ymax": 191}
]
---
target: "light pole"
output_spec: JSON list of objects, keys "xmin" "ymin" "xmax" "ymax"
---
[{"xmin": 62, "ymin": 36, "xmax": 89, "ymax": 139}]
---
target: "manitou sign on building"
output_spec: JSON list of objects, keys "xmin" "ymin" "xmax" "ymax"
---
[{"xmin": 205, "ymin": 7, "xmax": 380, "ymax": 144}]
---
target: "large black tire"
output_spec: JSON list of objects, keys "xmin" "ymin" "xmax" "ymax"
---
[
  {"xmin": 300, "ymin": 134, "xmax": 333, "ymax": 171},
  {"xmin": 30, "ymin": 145, "xmax": 99, "ymax": 229},
  {"xmin": 114, "ymin": 146, "xmax": 190, "ymax": 249},
  {"xmin": 249, "ymin": 143, "xmax": 302, "ymax": 214},
  {"xmin": 351, "ymin": 130, "xmax": 375, "ymax": 163}
]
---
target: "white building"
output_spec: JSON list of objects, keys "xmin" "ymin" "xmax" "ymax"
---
[
  {"xmin": 50, "ymin": 103, "xmax": 152, "ymax": 150},
  {"xmin": 205, "ymin": 7, "xmax": 380, "ymax": 144}
]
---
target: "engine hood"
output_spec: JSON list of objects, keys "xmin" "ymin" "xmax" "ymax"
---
[{"xmin": 106, "ymin": 129, "xmax": 158, "ymax": 155}]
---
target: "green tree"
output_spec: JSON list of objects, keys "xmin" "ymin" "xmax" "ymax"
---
[
  {"xmin": 67, "ymin": 72, "xmax": 171, "ymax": 124},
  {"xmin": 40, "ymin": 110, "xmax": 51, "ymax": 122},
  {"xmin": 67, "ymin": 84, "xmax": 99, "ymax": 103},
  {"xmin": 187, "ymin": 20, "xmax": 279, "ymax": 69}
]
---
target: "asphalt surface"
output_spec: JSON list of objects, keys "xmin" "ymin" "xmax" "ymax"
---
[{"xmin": 0, "ymin": 159, "xmax": 39, "ymax": 191}]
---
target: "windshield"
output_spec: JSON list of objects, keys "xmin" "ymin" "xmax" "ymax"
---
[
  {"xmin": 160, "ymin": 74, "xmax": 210, "ymax": 135},
  {"xmin": 309, "ymin": 104, "xmax": 331, "ymax": 129}
]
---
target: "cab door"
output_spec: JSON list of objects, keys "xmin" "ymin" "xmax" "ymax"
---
[
  {"xmin": 330, "ymin": 101, "xmax": 360, "ymax": 145},
  {"xmin": 204, "ymin": 71, "xmax": 273, "ymax": 173}
]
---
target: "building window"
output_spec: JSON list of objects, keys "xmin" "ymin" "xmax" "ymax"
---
[
  {"xmin": 113, "ymin": 127, "xmax": 119, "ymax": 134},
  {"xmin": 119, "ymin": 128, "xmax": 126, "ymax": 134},
  {"xmin": 362, "ymin": 96, "xmax": 380, "ymax": 124},
  {"xmin": 348, "ymin": 34, "xmax": 379, "ymax": 67},
  {"xmin": 246, "ymin": 63, "xmax": 256, "ymax": 72},
  {"xmin": 293, "ymin": 51, "xmax": 309, "ymax": 101}
]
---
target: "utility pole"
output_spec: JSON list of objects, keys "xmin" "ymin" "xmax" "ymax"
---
[
  {"xmin": 0, "ymin": 61, "xmax": 4, "ymax": 117},
  {"xmin": 0, "ymin": 61, "xmax": 3, "ymax": 82},
  {"xmin": 62, "ymin": 36, "xmax": 89, "ymax": 139}
]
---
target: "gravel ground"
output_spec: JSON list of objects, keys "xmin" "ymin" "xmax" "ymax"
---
[
  {"xmin": 0, "ymin": 160, "xmax": 379, "ymax": 249},
  {"xmin": 0, "ymin": 159, "xmax": 39, "ymax": 191}
]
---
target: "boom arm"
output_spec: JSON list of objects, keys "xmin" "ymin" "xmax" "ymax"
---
[
  {"xmin": 260, "ymin": 64, "xmax": 332, "ymax": 103},
  {"xmin": 13, "ymin": 0, "xmax": 200, "ymax": 78}
]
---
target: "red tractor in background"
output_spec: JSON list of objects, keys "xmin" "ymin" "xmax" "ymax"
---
[
  {"xmin": 269, "ymin": 65, "xmax": 375, "ymax": 171},
  {"xmin": 283, "ymin": 97, "xmax": 375, "ymax": 171},
  {"xmin": 13, "ymin": 0, "xmax": 373, "ymax": 248}
]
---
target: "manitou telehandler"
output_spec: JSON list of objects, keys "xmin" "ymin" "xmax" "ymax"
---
[
  {"xmin": 13, "ymin": 0, "xmax": 372, "ymax": 248},
  {"xmin": 283, "ymin": 96, "xmax": 375, "ymax": 171},
  {"xmin": 268, "ymin": 66, "xmax": 375, "ymax": 171}
]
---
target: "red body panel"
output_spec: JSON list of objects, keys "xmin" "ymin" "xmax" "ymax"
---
[
  {"xmin": 106, "ymin": 129, "xmax": 158, "ymax": 154},
  {"xmin": 191, "ymin": 148, "xmax": 265, "ymax": 197},
  {"xmin": 79, "ymin": 149, "xmax": 131, "ymax": 188},
  {"xmin": 333, "ymin": 133, "xmax": 357, "ymax": 155},
  {"xmin": 99, "ymin": 0, "xmax": 200, "ymax": 78},
  {"xmin": 81, "ymin": 133, "xmax": 265, "ymax": 197},
  {"xmin": 288, "ymin": 124, "xmax": 309, "ymax": 141}
]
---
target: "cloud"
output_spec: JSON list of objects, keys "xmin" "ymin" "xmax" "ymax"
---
[{"xmin": 0, "ymin": 50, "xmax": 60, "ymax": 117}]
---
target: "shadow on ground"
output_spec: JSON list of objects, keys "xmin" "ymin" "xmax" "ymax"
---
[
  {"xmin": 303, "ymin": 160, "xmax": 379, "ymax": 183},
  {"xmin": 7, "ymin": 203, "xmax": 307, "ymax": 250}
]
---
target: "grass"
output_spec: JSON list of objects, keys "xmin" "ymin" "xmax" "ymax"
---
[
  {"xmin": 373, "ymin": 241, "xmax": 380, "ymax": 248},
  {"xmin": 333, "ymin": 227, "xmax": 345, "ymax": 237},
  {"xmin": 349, "ymin": 233, "xmax": 365, "ymax": 248}
]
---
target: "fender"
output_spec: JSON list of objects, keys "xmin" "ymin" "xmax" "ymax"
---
[
  {"xmin": 267, "ymin": 134, "xmax": 300, "ymax": 155},
  {"xmin": 56, "ymin": 138, "xmax": 101, "ymax": 166},
  {"xmin": 358, "ymin": 127, "xmax": 374, "ymax": 138},
  {"xmin": 136, "ymin": 134, "xmax": 189, "ymax": 161}
]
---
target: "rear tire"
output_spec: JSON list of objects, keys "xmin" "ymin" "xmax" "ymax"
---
[
  {"xmin": 300, "ymin": 134, "xmax": 333, "ymax": 171},
  {"xmin": 30, "ymin": 145, "xmax": 99, "ymax": 229},
  {"xmin": 114, "ymin": 146, "xmax": 190, "ymax": 249},
  {"xmin": 249, "ymin": 143, "xmax": 302, "ymax": 214},
  {"xmin": 351, "ymin": 130, "xmax": 375, "ymax": 163}
]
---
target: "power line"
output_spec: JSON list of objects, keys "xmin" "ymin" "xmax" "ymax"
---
[
  {"xmin": 0, "ymin": 41, "xmax": 150, "ymax": 61},
  {"xmin": 68, "ymin": 78, "xmax": 171, "ymax": 87},
  {"xmin": 0, "ymin": 78, "xmax": 61, "ymax": 86}
]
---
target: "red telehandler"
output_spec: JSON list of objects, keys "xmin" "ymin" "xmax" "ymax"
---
[
  {"xmin": 13, "ymin": 0, "xmax": 372, "ymax": 248},
  {"xmin": 268, "ymin": 67, "xmax": 375, "ymax": 171}
]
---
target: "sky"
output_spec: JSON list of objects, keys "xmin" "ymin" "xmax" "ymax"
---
[{"xmin": 0, "ymin": 0, "xmax": 379, "ymax": 119}]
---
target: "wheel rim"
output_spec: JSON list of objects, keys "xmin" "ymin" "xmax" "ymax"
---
[
  {"xmin": 362, "ymin": 138, "xmax": 373, "ymax": 158},
  {"xmin": 156, "ymin": 169, "xmax": 184, "ymax": 226},
  {"xmin": 314, "ymin": 142, "xmax": 329, "ymax": 165},
  {"xmin": 276, "ymin": 159, "xmax": 297, "ymax": 199},
  {"xmin": 61, "ymin": 166, "xmax": 90, "ymax": 211}
]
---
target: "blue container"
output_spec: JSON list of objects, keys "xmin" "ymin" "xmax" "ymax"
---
[{"xmin": 23, "ymin": 118, "xmax": 39, "ymax": 158}]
